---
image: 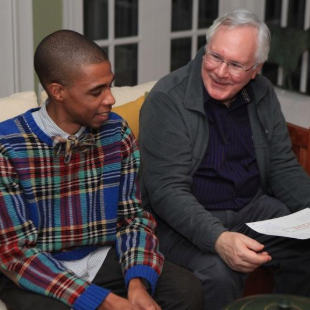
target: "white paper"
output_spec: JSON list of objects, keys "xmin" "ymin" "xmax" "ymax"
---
[{"xmin": 246, "ymin": 208, "xmax": 310, "ymax": 239}]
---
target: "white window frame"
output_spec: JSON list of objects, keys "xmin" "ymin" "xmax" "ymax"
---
[
  {"xmin": 169, "ymin": 0, "xmax": 211, "ymax": 60},
  {"xmin": 0, "ymin": 0, "xmax": 34, "ymax": 97},
  {"xmin": 217, "ymin": 0, "xmax": 310, "ymax": 128},
  {"xmin": 63, "ymin": 0, "xmax": 171, "ymax": 84},
  {"xmin": 270, "ymin": 0, "xmax": 310, "ymax": 128},
  {"xmin": 62, "ymin": 0, "xmax": 84, "ymax": 33},
  {"xmin": 301, "ymin": 0, "xmax": 310, "ymax": 93},
  {"xmin": 276, "ymin": 0, "xmax": 310, "ymax": 93},
  {"xmin": 219, "ymin": 0, "xmax": 266, "ymax": 19},
  {"xmin": 64, "ymin": 0, "xmax": 310, "ymax": 128}
]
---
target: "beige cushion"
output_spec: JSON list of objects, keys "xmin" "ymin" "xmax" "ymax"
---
[
  {"xmin": 0, "ymin": 300, "xmax": 7, "ymax": 310},
  {"xmin": 39, "ymin": 90, "xmax": 48, "ymax": 106},
  {"xmin": 112, "ymin": 81, "xmax": 156, "ymax": 107},
  {"xmin": 0, "ymin": 91, "xmax": 38, "ymax": 123}
]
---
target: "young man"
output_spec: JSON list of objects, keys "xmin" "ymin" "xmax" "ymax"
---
[
  {"xmin": 139, "ymin": 9, "xmax": 310, "ymax": 310},
  {"xmin": 0, "ymin": 30, "xmax": 203, "ymax": 310}
]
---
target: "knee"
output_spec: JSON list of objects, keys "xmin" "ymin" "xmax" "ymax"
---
[
  {"xmin": 195, "ymin": 260, "xmax": 245, "ymax": 292},
  {"xmin": 156, "ymin": 262, "xmax": 203, "ymax": 310},
  {"xmin": 169, "ymin": 271, "xmax": 203, "ymax": 310},
  {"xmin": 180, "ymin": 274, "xmax": 203, "ymax": 310}
]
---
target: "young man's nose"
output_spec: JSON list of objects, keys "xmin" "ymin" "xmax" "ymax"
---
[{"xmin": 102, "ymin": 91, "xmax": 115, "ymax": 106}]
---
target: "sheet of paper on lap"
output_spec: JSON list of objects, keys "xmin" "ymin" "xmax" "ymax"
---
[{"xmin": 246, "ymin": 208, "xmax": 310, "ymax": 239}]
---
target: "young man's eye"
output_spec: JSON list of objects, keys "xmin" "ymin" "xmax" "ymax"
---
[{"xmin": 91, "ymin": 91, "xmax": 102, "ymax": 97}]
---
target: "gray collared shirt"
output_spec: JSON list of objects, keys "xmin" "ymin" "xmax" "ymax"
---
[{"xmin": 32, "ymin": 99, "xmax": 86, "ymax": 138}]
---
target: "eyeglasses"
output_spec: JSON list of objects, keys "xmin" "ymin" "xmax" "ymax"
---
[{"xmin": 203, "ymin": 49, "xmax": 257, "ymax": 77}]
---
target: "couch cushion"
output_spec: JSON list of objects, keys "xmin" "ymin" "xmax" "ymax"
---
[
  {"xmin": 0, "ymin": 300, "xmax": 7, "ymax": 310},
  {"xmin": 0, "ymin": 91, "xmax": 38, "ymax": 123},
  {"xmin": 111, "ymin": 81, "xmax": 156, "ymax": 107},
  {"xmin": 112, "ymin": 95, "xmax": 145, "ymax": 138}
]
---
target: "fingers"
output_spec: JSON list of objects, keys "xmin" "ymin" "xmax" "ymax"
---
[
  {"xmin": 215, "ymin": 232, "xmax": 272, "ymax": 273},
  {"xmin": 244, "ymin": 236, "xmax": 265, "ymax": 252},
  {"xmin": 99, "ymin": 293, "xmax": 139, "ymax": 310},
  {"xmin": 128, "ymin": 280, "xmax": 162, "ymax": 310},
  {"xmin": 235, "ymin": 241, "xmax": 272, "ymax": 272},
  {"xmin": 237, "ymin": 254, "xmax": 270, "ymax": 272}
]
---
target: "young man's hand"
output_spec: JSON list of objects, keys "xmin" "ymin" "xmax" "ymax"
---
[
  {"xmin": 99, "ymin": 292, "xmax": 139, "ymax": 310},
  {"xmin": 128, "ymin": 278, "xmax": 162, "ymax": 310},
  {"xmin": 98, "ymin": 278, "xmax": 161, "ymax": 310}
]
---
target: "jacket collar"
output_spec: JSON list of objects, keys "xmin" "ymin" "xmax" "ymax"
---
[
  {"xmin": 248, "ymin": 74, "xmax": 270, "ymax": 105},
  {"xmin": 183, "ymin": 46, "xmax": 206, "ymax": 114}
]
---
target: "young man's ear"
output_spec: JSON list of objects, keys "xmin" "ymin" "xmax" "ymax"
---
[{"xmin": 47, "ymin": 83, "xmax": 66, "ymax": 102}]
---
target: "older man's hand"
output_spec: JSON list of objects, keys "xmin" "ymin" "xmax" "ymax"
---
[{"xmin": 215, "ymin": 231, "xmax": 272, "ymax": 273}]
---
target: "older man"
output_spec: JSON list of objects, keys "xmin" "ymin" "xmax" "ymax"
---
[
  {"xmin": 0, "ymin": 30, "xmax": 203, "ymax": 310},
  {"xmin": 139, "ymin": 9, "xmax": 310, "ymax": 310}
]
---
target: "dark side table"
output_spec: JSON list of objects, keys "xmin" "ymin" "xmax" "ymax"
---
[{"xmin": 225, "ymin": 294, "xmax": 310, "ymax": 310}]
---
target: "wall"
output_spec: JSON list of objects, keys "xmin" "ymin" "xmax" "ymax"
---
[
  {"xmin": 0, "ymin": 1, "xmax": 19, "ymax": 97},
  {"xmin": 32, "ymin": 0, "xmax": 63, "ymax": 93},
  {"xmin": 276, "ymin": 88, "xmax": 310, "ymax": 129},
  {"xmin": 0, "ymin": 0, "xmax": 34, "ymax": 97}
]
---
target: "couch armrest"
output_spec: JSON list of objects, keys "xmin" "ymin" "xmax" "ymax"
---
[{"xmin": 0, "ymin": 91, "xmax": 38, "ymax": 122}]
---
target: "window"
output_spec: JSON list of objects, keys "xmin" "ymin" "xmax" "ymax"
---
[
  {"xmin": 263, "ymin": 0, "xmax": 310, "ymax": 95},
  {"xmin": 79, "ymin": 0, "xmax": 310, "ymax": 97},
  {"xmin": 170, "ymin": 0, "xmax": 218, "ymax": 72},
  {"xmin": 83, "ymin": 0, "xmax": 138, "ymax": 86}
]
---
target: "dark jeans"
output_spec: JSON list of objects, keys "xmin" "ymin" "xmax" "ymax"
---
[
  {"xmin": 156, "ymin": 193, "xmax": 310, "ymax": 310},
  {"xmin": 0, "ymin": 248, "xmax": 203, "ymax": 310}
]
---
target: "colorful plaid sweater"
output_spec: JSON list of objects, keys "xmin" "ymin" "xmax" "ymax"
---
[{"xmin": 0, "ymin": 109, "xmax": 163, "ymax": 310}]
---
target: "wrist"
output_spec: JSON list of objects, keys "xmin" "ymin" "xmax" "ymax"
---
[
  {"xmin": 129, "ymin": 278, "xmax": 152, "ymax": 294},
  {"xmin": 140, "ymin": 278, "xmax": 152, "ymax": 294},
  {"xmin": 215, "ymin": 231, "xmax": 229, "ymax": 252}
]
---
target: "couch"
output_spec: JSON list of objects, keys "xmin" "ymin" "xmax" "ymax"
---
[
  {"xmin": 0, "ymin": 81, "xmax": 309, "ymax": 309},
  {"xmin": 0, "ymin": 81, "xmax": 157, "ymax": 130}
]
